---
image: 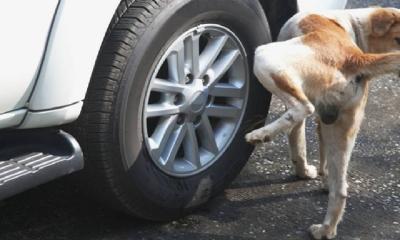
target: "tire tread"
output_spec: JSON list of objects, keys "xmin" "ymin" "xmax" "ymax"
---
[{"xmin": 73, "ymin": 0, "xmax": 170, "ymax": 218}]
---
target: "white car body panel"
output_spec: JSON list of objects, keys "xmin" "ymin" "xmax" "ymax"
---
[
  {"xmin": 297, "ymin": 0, "xmax": 347, "ymax": 12},
  {"xmin": 17, "ymin": 0, "xmax": 120, "ymax": 129},
  {"xmin": 28, "ymin": 0, "xmax": 121, "ymax": 111},
  {"xmin": 0, "ymin": 110, "xmax": 26, "ymax": 129},
  {"xmin": 19, "ymin": 102, "xmax": 83, "ymax": 129},
  {"xmin": 0, "ymin": 0, "xmax": 58, "ymax": 114}
]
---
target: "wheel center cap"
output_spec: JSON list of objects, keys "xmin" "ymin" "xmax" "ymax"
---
[{"xmin": 189, "ymin": 91, "xmax": 208, "ymax": 114}]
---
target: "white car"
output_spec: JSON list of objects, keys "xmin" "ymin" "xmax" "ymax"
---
[{"xmin": 0, "ymin": 0, "xmax": 346, "ymax": 220}]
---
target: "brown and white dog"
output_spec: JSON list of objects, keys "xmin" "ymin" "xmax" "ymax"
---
[{"xmin": 245, "ymin": 7, "xmax": 400, "ymax": 239}]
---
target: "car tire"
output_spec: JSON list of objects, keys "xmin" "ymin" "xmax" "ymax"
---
[{"xmin": 73, "ymin": 0, "xmax": 271, "ymax": 220}]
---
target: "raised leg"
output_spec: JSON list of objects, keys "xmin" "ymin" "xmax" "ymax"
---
[
  {"xmin": 288, "ymin": 119, "xmax": 317, "ymax": 179},
  {"xmin": 246, "ymin": 70, "xmax": 315, "ymax": 145},
  {"xmin": 309, "ymin": 108, "xmax": 364, "ymax": 239},
  {"xmin": 245, "ymin": 102, "xmax": 314, "ymax": 144}
]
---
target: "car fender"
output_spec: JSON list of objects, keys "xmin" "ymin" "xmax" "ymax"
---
[
  {"xmin": 19, "ymin": 0, "xmax": 120, "ymax": 128},
  {"xmin": 25, "ymin": 0, "xmax": 121, "ymax": 112}
]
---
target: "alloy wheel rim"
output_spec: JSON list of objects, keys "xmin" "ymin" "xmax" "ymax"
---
[{"xmin": 143, "ymin": 24, "xmax": 249, "ymax": 177}]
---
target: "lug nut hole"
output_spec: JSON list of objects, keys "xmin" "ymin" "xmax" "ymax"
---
[
  {"xmin": 202, "ymin": 74, "xmax": 210, "ymax": 86},
  {"xmin": 185, "ymin": 73, "xmax": 194, "ymax": 84},
  {"xmin": 177, "ymin": 114, "xmax": 186, "ymax": 125},
  {"xmin": 173, "ymin": 94, "xmax": 184, "ymax": 105}
]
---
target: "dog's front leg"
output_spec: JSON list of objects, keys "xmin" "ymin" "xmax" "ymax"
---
[{"xmin": 309, "ymin": 114, "xmax": 362, "ymax": 239}]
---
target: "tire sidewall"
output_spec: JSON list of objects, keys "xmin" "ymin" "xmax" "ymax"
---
[{"xmin": 116, "ymin": 0, "xmax": 271, "ymax": 218}]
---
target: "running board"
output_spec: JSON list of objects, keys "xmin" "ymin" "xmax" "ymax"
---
[{"xmin": 0, "ymin": 130, "xmax": 83, "ymax": 200}]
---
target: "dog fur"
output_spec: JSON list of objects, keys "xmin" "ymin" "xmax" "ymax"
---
[{"xmin": 245, "ymin": 7, "xmax": 400, "ymax": 239}]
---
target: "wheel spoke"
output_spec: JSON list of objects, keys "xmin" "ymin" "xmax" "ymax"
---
[
  {"xmin": 209, "ymin": 83, "xmax": 244, "ymax": 98},
  {"xmin": 205, "ymin": 104, "xmax": 241, "ymax": 118},
  {"xmin": 149, "ymin": 116, "xmax": 178, "ymax": 160},
  {"xmin": 146, "ymin": 104, "xmax": 181, "ymax": 118},
  {"xmin": 184, "ymin": 123, "xmax": 201, "ymax": 168},
  {"xmin": 151, "ymin": 78, "xmax": 186, "ymax": 93},
  {"xmin": 199, "ymin": 35, "xmax": 228, "ymax": 77},
  {"xmin": 184, "ymin": 34, "xmax": 200, "ymax": 77},
  {"xmin": 197, "ymin": 114, "xmax": 219, "ymax": 154},
  {"xmin": 208, "ymin": 50, "xmax": 240, "ymax": 87},
  {"xmin": 168, "ymin": 42, "xmax": 186, "ymax": 84},
  {"xmin": 163, "ymin": 123, "xmax": 187, "ymax": 167}
]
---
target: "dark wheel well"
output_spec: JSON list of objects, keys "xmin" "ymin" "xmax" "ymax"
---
[{"xmin": 258, "ymin": 0, "xmax": 298, "ymax": 40}]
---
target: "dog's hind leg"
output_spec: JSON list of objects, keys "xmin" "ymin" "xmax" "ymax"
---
[
  {"xmin": 245, "ymin": 95, "xmax": 314, "ymax": 145},
  {"xmin": 316, "ymin": 118, "xmax": 329, "ymax": 189},
  {"xmin": 245, "ymin": 71, "xmax": 315, "ymax": 144},
  {"xmin": 309, "ymin": 110, "xmax": 364, "ymax": 239},
  {"xmin": 288, "ymin": 119, "xmax": 318, "ymax": 179}
]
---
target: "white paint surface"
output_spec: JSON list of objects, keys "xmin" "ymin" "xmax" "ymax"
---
[
  {"xmin": 28, "ymin": 0, "xmax": 121, "ymax": 111},
  {"xmin": 298, "ymin": 0, "xmax": 347, "ymax": 11},
  {"xmin": 0, "ymin": 0, "xmax": 58, "ymax": 113},
  {"xmin": 0, "ymin": 109, "xmax": 27, "ymax": 128},
  {"xmin": 19, "ymin": 102, "xmax": 83, "ymax": 129}
]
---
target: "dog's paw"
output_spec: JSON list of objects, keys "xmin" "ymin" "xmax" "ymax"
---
[
  {"xmin": 245, "ymin": 131, "xmax": 271, "ymax": 145},
  {"xmin": 297, "ymin": 165, "xmax": 318, "ymax": 179},
  {"xmin": 309, "ymin": 224, "xmax": 336, "ymax": 239}
]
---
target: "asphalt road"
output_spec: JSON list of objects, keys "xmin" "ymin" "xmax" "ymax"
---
[{"xmin": 1, "ymin": 1, "xmax": 399, "ymax": 239}]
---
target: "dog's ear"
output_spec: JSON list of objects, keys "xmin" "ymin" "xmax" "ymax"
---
[
  {"xmin": 370, "ymin": 8, "xmax": 398, "ymax": 37},
  {"xmin": 350, "ymin": 52, "xmax": 400, "ymax": 77}
]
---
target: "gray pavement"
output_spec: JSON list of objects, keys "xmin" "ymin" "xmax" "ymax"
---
[
  {"xmin": 1, "ymin": 0, "xmax": 399, "ymax": 239},
  {"xmin": 347, "ymin": 0, "xmax": 399, "ymax": 8}
]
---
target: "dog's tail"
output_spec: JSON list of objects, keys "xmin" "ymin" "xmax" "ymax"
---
[{"xmin": 345, "ymin": 52, "xmax": 400, "ymax": 77}]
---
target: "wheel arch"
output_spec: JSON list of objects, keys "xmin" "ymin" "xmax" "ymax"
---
[{"xmin": 21, "ymin": 0, "xmax": 121, "ymax": 128}]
